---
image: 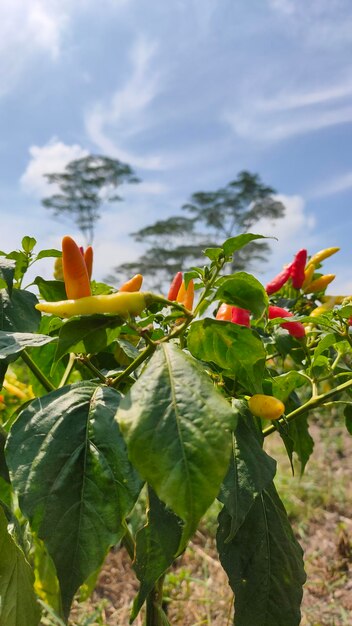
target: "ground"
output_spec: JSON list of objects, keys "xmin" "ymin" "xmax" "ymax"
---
[{"xmin": 61, "ymin": 417, "xmax": 352, "ymax": 626}]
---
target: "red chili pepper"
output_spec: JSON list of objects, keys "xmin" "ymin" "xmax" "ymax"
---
[
  {"xmin": 265, "ymin": 266, "xmax": 291, "ymax": 295},
  {"xmin": 290, "ymin": 249, "xmax": 307, "ymax": 289},
  {"xmin": 231, "ymin": 306, "xmax": 250, "ymax": 327},
  {"xmin": 268, "ymin": 305, "xmax": 305, "ymax": 338},
  {"xmin": 168, "ymin": 272, "xmax": 183, "ymax": 301}
]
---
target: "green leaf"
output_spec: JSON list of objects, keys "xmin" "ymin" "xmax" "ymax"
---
[
  {"xmin": 0, "ymin": 331, "xmax": 55, "ymax": 359},
  {"xmin": 0, "ymin": 257, "xmax": 15, "ymax": 293},
  {"xmin": 0, "ymin": 289, "xmax": 40, "ymax": 333},
  {"xmin": 33, "ymin": 276, "xmax": 67, "ymax": 302},
  {"xmin": 117, "ymin": 343, "xmax": 236, "ymax": 546},
  {"xmin": 312, "ymin": 332, "xmax": 342, "ymax": 363},
  {"xmin": 130, "ymin": 487, "xmax": 183, "ymax": 622},
  {"xmin": 0, "ymin": 506, "xmax": 41, "ymax": 626},
  {"xmin": 203, "ymin": 247, "xmax": 223, "ymax": 261},
  {"xmin": 0, "ymin": 425, "xmax": 9, "ymax": 483},
  {"xmin": 187, "ymin": 318, "xmax": 266, "ymax": 394},
  {"xmin": 216, "ymin": 272, "xmax": 268, "ymax": 318},
  {"xmin": 218, "ymin": 408, "xmax": 276, "ymax": 541},
  {"xmin": 222, "ymin": 234, "xmax": 270, "ymax": 257},
  {"xmin": 217, "ymin": 483, "xmax": 306, "ymax": 626},
  {"xmin": 22, "ymin": 237, "xmax": 37, "ymax": 253},
  {"xmin": 54, "ymin": 315, "xmax": 124, "ymax": 364},
  {"xmin": 6, "ymin": 382, "xmax": 142, "ymax": 619},
  {"xmin": 263, "ymin": 371, "xmax": 307, "ymax": 403},
  {"xmin": 344, "ymin": 404, "xmax": 352, "ymax": 435},
  {"xmin": 35, "ymin": 249, "xmax": 61, "ymax": 260}
]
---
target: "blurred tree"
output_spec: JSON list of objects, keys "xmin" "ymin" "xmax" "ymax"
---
[
  {"xmin": 42, "ymin": 155, "xmax": 140, "ymax": 244},
  {"xmin": 108, "ymin": 171, "xmax": 285, "ymax": 290}
]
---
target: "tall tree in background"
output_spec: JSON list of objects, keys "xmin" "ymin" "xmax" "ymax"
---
[
  {"xmin": 109, "ymin": 171, "xmax": 285, "ymax": 289},
  {"xmin": 42, "ymin": 155, "xmax": 140, "ymax": 244}
]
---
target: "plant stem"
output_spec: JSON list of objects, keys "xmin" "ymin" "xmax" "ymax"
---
[
  {"xmin": 111, "ymin": 344, "xmax": 155, "ymax": 388},
  {"xmin": 145, "ymin": 575, "xmax": 165, "ymax": 626},
  {"xmin": 79, "ymin": 356, "xmax": 107, "ymax": 384},
  {"xmin": 263, "ymin": 376, "xmax": 352, "ymax": 437},
  {"xmin": 58, "ymin": 353, "xmax": 76, "ymax": 388},
  {"xmin": 20, "ymin": 350, "xmax": 55, "ymax": 392}
]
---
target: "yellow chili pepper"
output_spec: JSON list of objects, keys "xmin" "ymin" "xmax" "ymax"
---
[
  {"xmin": 310, "ymin": 304, "xmax": 332, "ymax": 317},
  {"xmin": 119, "ymin": 274, "xmax": 143, "ymax": 292},
  {"xmin": 304, "ymin": 274, "xmax": 335, "ymax": 294},
  {"xmin": 35, "ymin": 292, "xmax": 152, "ymax": 318},
  {"xmin": 248, "ymin": 394, "xmax": 285, "ymax": 421},
  {"xmin": 3, "ymin": 380, "xmax": 27, "ymax": 400},
  {"xmin": 321, "ymin": 295, "xmax": 347, "ymax": 305},
  {"xmin": 302, "ymin": 264, "xmax": 315, "ymax": 290},
  {"xmin": 308, "ymin": 247, "xmax": 340, "ymax": 266}
]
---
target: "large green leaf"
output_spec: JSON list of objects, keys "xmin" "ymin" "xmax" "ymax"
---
[
  {"xmin": 53, "ymin": 314, "xmax": 124, "ymax": 364},
  {"xmin": 0, "ymin": 506, "xmax": 41, "ymax": 626},
  {"xmin": 218, "ymin": 408, "xmax": 276, "ymax": 541},
  {"xmin": 222, "ymin": 234, "xmax": 269, "ymax": 257},
  {"xmin": 216, "ymin": 272, "xmax": 268, "ymax": 318},
  {"xmin": 117, "ymin": 343, "xmax": 236, "ymax": 546},
  {"xmin": 187, "ymin": 318, "xmax": 266, "ymax": 394},
  {"xmin": 0, "ymin": 288, "xmax": 40, "ymax": 333},
  {"xmin": 6, "ymin": 382, "xmax": 142, "ymax": 619},
  {"xmin": 0, "ymin": 330, "xmax": 55, "ymax": 359},
  {"xmin": 263, "ymin": 371, "xmax": 307, "ymax": 403},
  {"xmin": 130, "ymin": 487, "xmax": 183, "ymax": 622},
  {"xmin": 217, "ymin": 483, "xmax": 306, "ymax": 626}
]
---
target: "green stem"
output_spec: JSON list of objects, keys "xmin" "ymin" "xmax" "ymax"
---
[
  {"xmin": 58, "ymin": 353, "xmax": 76, "ymax": 388},
  {"xmin": 20, "ymin": 350, "xmax": 55, "ymax": 392},
  {"xmin": 111, "ymin": 344, "xmax": 155, "ymax": 388},
  {"xmin": 121, "ymin": 521, "xmax": 135, "ymax": 561},
  {"xmin": 145, "ymin": 575, "xmax": 166, "ymax": 626},
  {"xmin": 79, "ymin": 356, "xmax": 107, "ymax": 384},
  {"xmin": 193, "ymin": 261, "xmax": 225, "ymax": 318},
  {"xmin": 263, "ymin": 376, "xmax": 352, "ymax": 437}
]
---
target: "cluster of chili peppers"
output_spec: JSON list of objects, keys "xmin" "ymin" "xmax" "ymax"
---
[
  {"xmin": 265, "ymin": 246, "xmax": 339, "ymax": 296},
  {"xmin": 167, "ymin": 271, "xmax": 194, "ymax": 311}
]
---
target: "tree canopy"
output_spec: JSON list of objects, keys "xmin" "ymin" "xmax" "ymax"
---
[
  {"xmin": 42, "ymin": 155, "xmax": 140, "ymax": 244},
  {"xmin": 108, "ymin": 171, "xmax": 285, "ymax": 290}
]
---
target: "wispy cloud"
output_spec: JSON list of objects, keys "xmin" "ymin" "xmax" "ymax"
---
[
  {"xmin": 223, "ymin": 62, "xmax": 352, "ymax": 143},
  {"xmin": 85, "ymin": 37, "xmax": 164, "ymax": 170},
  {"xmin": 310, "ymin": 171, "xmax": 352, "ymax": 198}
]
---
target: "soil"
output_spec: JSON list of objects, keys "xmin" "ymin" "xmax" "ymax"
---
[{"xmin": 71, "ymin": 422, "xmax": 352, "ymax": 626}]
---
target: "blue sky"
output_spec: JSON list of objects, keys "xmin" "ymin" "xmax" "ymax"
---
[{"xmin": 1, "ymin": 0, "xmax": 352, "ymax": 292}]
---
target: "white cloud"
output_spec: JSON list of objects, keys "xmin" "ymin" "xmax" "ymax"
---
[
  {"xmin": 85, "ymin": 37, "xmax": 164, "ymax": 170},
  {"xmin": 0, "ymin": 0, "xmax": 69, "ymax": 95},
  {"xmin": 252, "ymin": 194, "xmax": 317, "ymax": 277},
  {"xmin": 20, "ymin": 138, "xmax": 88, "ymax": 196},
  {"xmin": 310, "ymin": 171, "xmax": 352, "ymax": 198}
]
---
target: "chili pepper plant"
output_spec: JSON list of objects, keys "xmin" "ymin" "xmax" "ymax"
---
[{"xmin": 0, "ymin": 234, "xmax": 351, "ymax": 626}]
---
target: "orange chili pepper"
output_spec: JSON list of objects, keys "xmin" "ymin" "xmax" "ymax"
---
[
  {"xmin": 119, "ymin": 274, "xmax": 143, "ymax": 292},
  {"xmin": 84, "ymin": 246, "xmax": 93, "ymax": 280},
  {"xmin": 176, "ymin": 279, "xmax": 194, "ymax": 311},
  {"xmin": 62, "ymin": 236, "xmax": 91, "ymax": 300},
  {"xmin": 216, "ymin": 303, "xmax": 233, "ymax": 321}
]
